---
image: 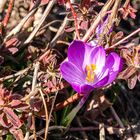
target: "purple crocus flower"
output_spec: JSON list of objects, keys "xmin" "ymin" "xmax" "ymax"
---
[
  {"xmin": 96, "ymin": 15, "xmax": 113, "ymax": 38},
  {"xmin": 60, "ymin": 40, "xmax": 122, "ymax": 94}
]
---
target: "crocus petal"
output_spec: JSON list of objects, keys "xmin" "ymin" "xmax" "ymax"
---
[
  {"xmin": 71, "ymin": 83, "xmax": 93, "ymax": 94},
  {"xmin": 89, "ymin": 46, "xmax": 106, "ymax": 73},
  {"xmin": 96, "ymin": 16, "xmax": 108, "ymax": 38},
  {"xmin": 60, "ymin": 61, "xmax": 85, "ymax": 84},
  {"xmin": 93, "ymin": 68, "xmax": 109, "ymax": 88},
  {"xmin": 96, "ymin": 15, "xmax": 112, "ymax": 38},
  {"xmin": 68, "ymin": 40, "xmax": 85, "ymax": 70},
  {"xmin": 88, "ymin": 40, "xmax": 97, "ymax": 46},
  {"xmin": 105, "ymin": 52, "xmax": 122, "ymax": 85},
  {"xmin": 68, "ymin": 40, "xmax": 93, "ymax": 70}
]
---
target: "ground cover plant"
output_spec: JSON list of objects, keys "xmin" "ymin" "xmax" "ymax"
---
[{"xmin": 0, "ymin": 0, "xmax": 140, "ymax": 139}]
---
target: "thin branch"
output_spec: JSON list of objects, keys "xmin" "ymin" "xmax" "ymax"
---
[
  {"xmin": 2, "ymin": 0, "xmax": 15, "ymax": 27},
  {"xmin": 39, "ymin": 89, "xmax": 49, "ymax": 140},
  {"xmin": 82, "ymin": 0, "xmax": 115, "ymax": 42},
  {"xmin": 108, "ymin": 28, "xmax": 140, "ymax": 49},
  {"xmin": 0, "ymin": 67, "xmax": 30, "ymax": 81},
  {"xmin": 99, "ymin": 123, "xmax": 105, "ymax": 140},
  {"xmin": 24, "ymin": 0, "xmax": 56, "ymax": 44},
  {"xmin": 67, "ymin": 0, "xmax": 80, "ymax": 39},
  {"xmin": 51, "ymin": 16, "xmax": 69, "ymax": 46},
  {"xmin": 5, "ymin": 8, "xmax": 37, "ymax": 40},
  {"xmin": 22, "ymin": 62, "xmax": 40, "ymax": 101},
  {"xmin": 54, "ymin": 93, "xmax": 82, "ymax": 111}
]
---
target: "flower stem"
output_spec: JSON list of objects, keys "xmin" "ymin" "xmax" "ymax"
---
[{"xmin": 62, "ymin": 93, "xmax": 90, "ymax": 127}]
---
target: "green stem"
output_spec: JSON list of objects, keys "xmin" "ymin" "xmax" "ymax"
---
[{"xmin": 62, "ymin": 93, "xmax": 90, "ymax": 127}]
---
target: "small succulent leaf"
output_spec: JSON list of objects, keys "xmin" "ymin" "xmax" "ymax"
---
[
  {"xmin": 58, "ymin": 0, "xmax": 66, "ymax": 5},
  {"xmin": 10, "ymin": 128, "xmax": 24, "ymax": 140},
  {"xmin": 118, "ymin": 66, "xmax": 136, "ymax": 80},
  {"xmin": 0, "ymin": 113, "xmax": 10, "ymax": 128},
  {"xmin": 137, "ymin": 72, "xmax": 140, "ymax": 82},
  {"xmin": 0, "ymin": 98, "xmax": 4, "ymax": 106},
  {"xmin": 30, "ymin": 98, "xmax": 43, "ymax": 112},
  {"xmin": 11, "ymin": 94, "xmax": 23, "ymax": 100},
  {"xmin": 81, "ymin": 0, "xmax": 90, "ymax": 9},
  {"xmin": 127, "ymin": 74, "xmax": 137, "ymax": 89},
  {"xmin": 4, "ymin": 107, "xmax": 22, "ymax": 128},
  {"xmin": 10, "ymin": 100, "xmax": 22, "ymax": 107},
  {"xmin": 40, "ymin": 0, "xmax": 49, "ymax": 5},
  {"xmin": 111, "ymin": 31, "xmax": 124, "ymax": 45},
  {"xmin": 11, "ymin": 102, "xmax": 29, "ymax": 111}
]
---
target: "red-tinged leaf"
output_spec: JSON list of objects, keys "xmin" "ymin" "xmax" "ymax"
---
[
  {"xmin": 0, "ymin": 88, "xmax": 10, "ymax": 98},
  {"xmin": 30, "ymin": 98, "xmax": 43, "ymax": 112},
  {"xmin": 11, "ymin": 94, "xmax": 23, "ymax": 100},
  {"xmin": 127, "ymin": 74, "xmax": 137, "ymax": 89},
  {"xmin": 80, "ymin": 20, "xmax": 89, "ymax": 30},
  {"xmin": 33, "ymin": 0, "xmax": 52, "ymax": 5},
  {"xmin": 0, "ymin": 99, "xmax": 4, "ymax": 106},
  {"xmin": 10, "ymin": 100, "xmax": 22, "ymax": 107},
  {"xmin": 13, "ymin": 103, "xmax": 29, "ymax": 111},
  {"xmin": 65, "ymin": 26, "xmax": 75, "ymax": 32},
  {"xmin": 118, "ymin": 66, "xmax": 137, "ymax": 80},
  {"xmin": 137, "ymin": 72, "xmax": 140, "ymax": 82},
  {"xmin": 10, "ymin": 128, "xmax": 24, "ymax": 140},
  {"xmin": 4, "ymin": 107, "xmax": 22, "ymax": 128},
  {"xmin": 111, "ymin": 31, "xmax": 124, "ymax": 45},
  {"xmin": 81, "ymin": 0, "xmax": 90, "ymax": 9},
  {"xmin": 0, "ymin": 113, "xmax": 10, "ymax": 128},
  {"xmin": 58, "ymin": 0, "xmax": 66, "ymax": 5},
  {"xmin": 40, "ymin": 0, "xmax": 49, "ymax": 5},
  {"xmin": 4, "ymin": 38, "xmax": 19, "ymax": 48},
  {"xmin": 8, "ymin": 47, "xmax": 18, "ymax": 54}
]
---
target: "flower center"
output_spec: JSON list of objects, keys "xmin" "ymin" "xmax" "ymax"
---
[{"xmin": 86, "ymin": 64, "xmax": 96, "ymax": 83}]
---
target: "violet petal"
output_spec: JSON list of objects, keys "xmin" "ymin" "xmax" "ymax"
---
[
  {"xmin": 71, "ymin": 83, "xmax": 93, "ymax": 94},
  {"xmin": 60, "ymin": 61, "xmax": 85, "ymax": 84},
  {"xmin": 93, "ymin": 68, "xmax": 109, "ymax": 88},
  {"xmin": 68, "ymin": 40, "xmax": 86, "ymax": 70},
  {"xmin": 89, "ymin": 46, "xmax": 106, "ymax": 73},
  {"xmin": 105, "ymin": 52, "xmax": 122, "ymax": 85}
]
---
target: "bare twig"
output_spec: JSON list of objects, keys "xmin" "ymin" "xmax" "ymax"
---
[
  {"xmin": 82, "ymin": 0, "xmax": 115, "ymax": 42},
  {"xmin": 2, "ymin": 0, "xmax": 15, "ymax": 27},
  {"xmin": 32, "ymin": 113, "xmax": 37, "ymax": 140},
  {"xmin": 108, "ymin": 28, "xmax": 140, "ymax": 49},
  {"xmin": 22, "ymin": 62, "xmax": 40, "ymax": 101},
  {"xmin": 5, "ymin": 8, "xmax": 37, "ymax": 40},
  {"xmin": 99, "ymin": 123, "xmax": 105, "ymax": 140},
  {"xmin": 0, "ymin": 67, "xmax": 30, "ymax": 81},
  {"xmin": 54, "ymin": 93, "xmax": 82, "ymax": 111},
  {"xmin": 67, "ymin": 0, "xmax": 80, "ymax": 39},
  {"xmin": 24, "ymin": 112, "xmax": 32, "ymax": 140},
  {"xmin": 39, "ymin": 89, "xmax": 49, "ymax": 140},
  {"xmin": 24, "ymin": 0, "xmax": 56, "ymax": 44},
  {"xmin": 51, "ymin": 16, "xmax": 69, "ymax": 46}
]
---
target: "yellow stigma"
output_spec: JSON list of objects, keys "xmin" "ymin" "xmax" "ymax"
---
[
  {"xmin": 91, "ymin": 64, "xmax": 96, "ymax": 70},
  {"xmin": 86, "ymin": 64, "xmax": 96, "ymax": 83}
]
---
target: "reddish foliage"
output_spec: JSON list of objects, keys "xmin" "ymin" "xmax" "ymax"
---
[
  {"xmin": 120, "ymin": 3, "xmax": 137, "ymax": 19},
  {"xmin": 0, "ymin": 88, "xmax": 29, "ymax": 128}
]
